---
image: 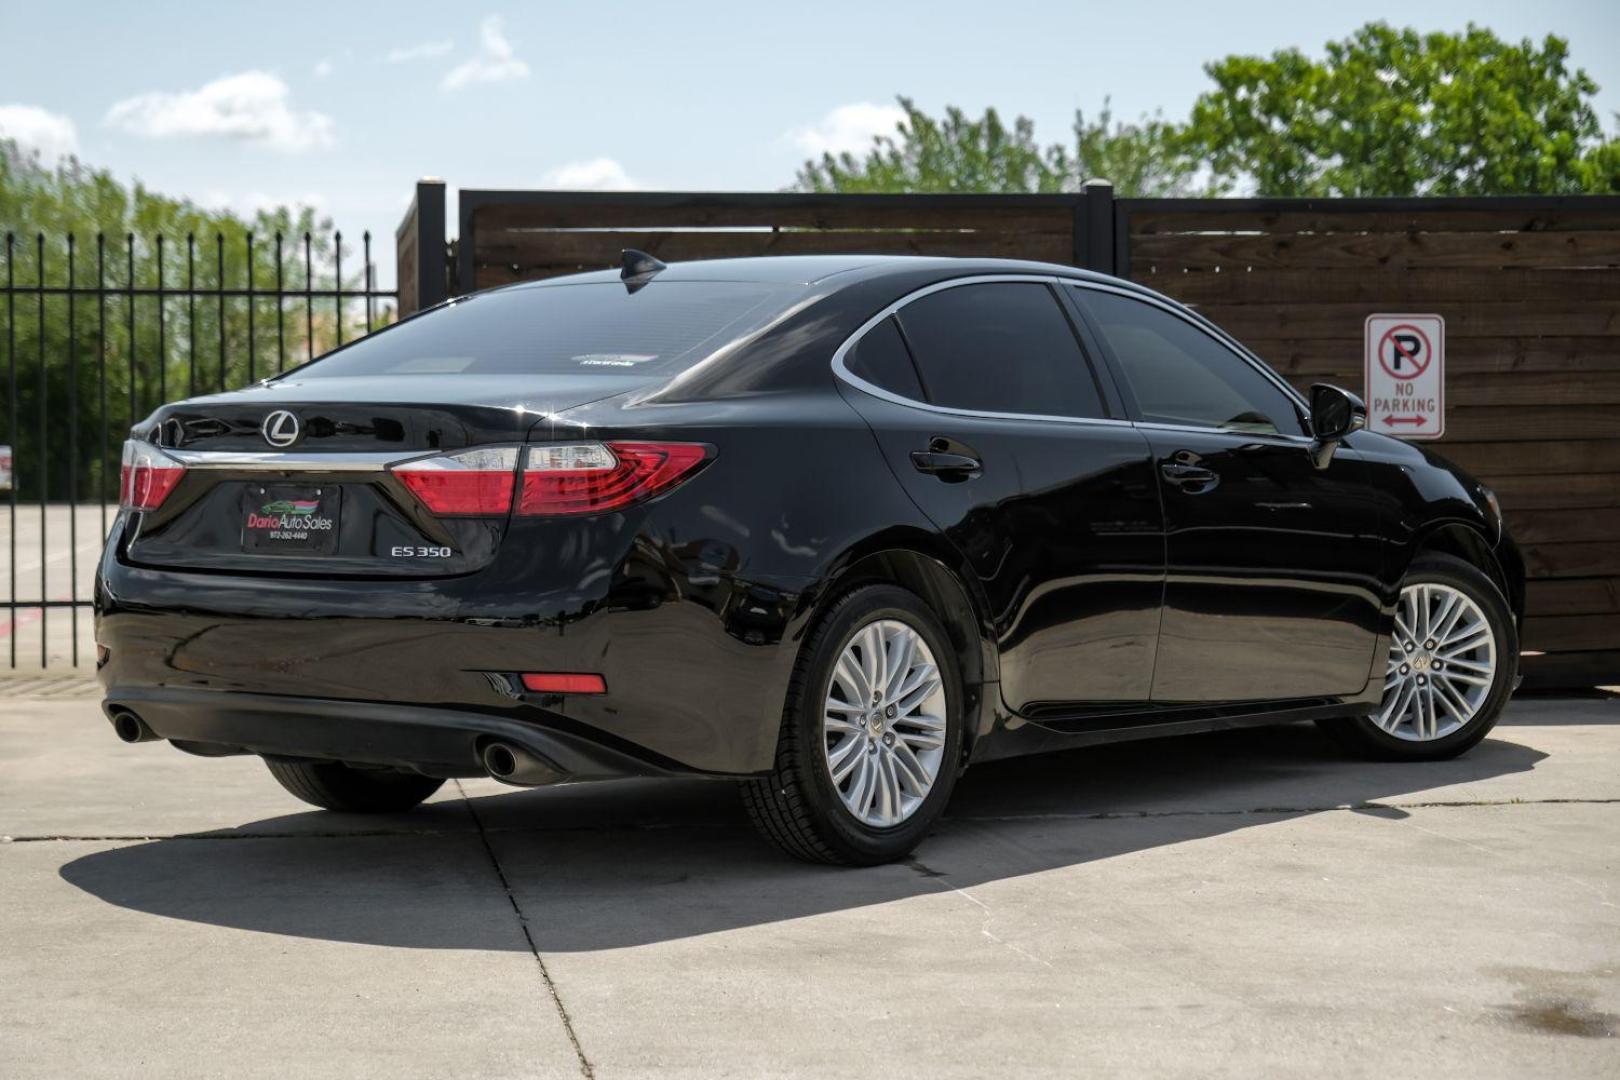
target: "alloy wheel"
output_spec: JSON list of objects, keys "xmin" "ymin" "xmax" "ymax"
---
[
  {"xmin": 822, "ymin": 618, "xmax": 948, "ymax": 828},
  {"xmin": 1376, "ymin": 582, "xmax": 1497, "ymax": 741}
]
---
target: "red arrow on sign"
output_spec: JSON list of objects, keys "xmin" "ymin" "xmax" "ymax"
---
[{"xmin": 1382, "ymin": 415, "xmax": 1428, "ymax": 427}]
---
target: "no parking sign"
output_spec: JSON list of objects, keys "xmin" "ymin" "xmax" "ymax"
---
[{"xmin": 1365, "ymin": 314, "xmax": 1445, "ymax": 440}]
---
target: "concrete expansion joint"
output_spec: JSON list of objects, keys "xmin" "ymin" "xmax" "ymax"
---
[{"xmin": 453, "ymin": 779, "xmax": 596, "ymax": 1080}]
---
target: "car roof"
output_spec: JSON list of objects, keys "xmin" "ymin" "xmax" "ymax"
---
[{"xmin": 501, "ymin": 254, "xmax": 1133, "ymax": 290}]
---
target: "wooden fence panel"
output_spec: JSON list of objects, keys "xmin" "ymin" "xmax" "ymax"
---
[
  {"xmin": 462, "ymin": 192, "xmax": 1087, "ymax": 291},
  {"xmin": 1246, "ymin": 336, "xmax": 1620, "ymax": 379},
  {"xmin": 1126, "ymin": 199, "xmax": 1620, "ymax": 688},
  {"xmin": 472, "ymin": 228, "xmax": 1074, "ymax": 289},
  {"xmin": 1130, "ymin": 229, "xmax": 1620, "ymax": 270}
]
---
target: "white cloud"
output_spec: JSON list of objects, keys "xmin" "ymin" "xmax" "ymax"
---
[
  {"xmin": 540, "ymin": 158, "xmax": 640, "ymax": 191},
  {"xmin": 786, "ymin": 102, "xmax": 905, "ymax": 157},
  {"xmin": 441, "ymin": 16, "xmax": 529, "ymax": 91},
  {"xmin": 104, "ymin": 71, "xmax": 335, "ymax": 153},
  {"xmin": 387, "ymin": 39, "xmax": 454, "ymax": 63},
  {"xmin": 0, "ymin": 104, "xmax": 79, "ymax": 161},
  {"xmin": 312, "ymin": 58, "xmax": 335, "ymax": 79}
]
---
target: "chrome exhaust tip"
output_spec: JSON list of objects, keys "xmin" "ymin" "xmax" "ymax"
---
[
  {"xmin": 482, "ymin": 741, "xmax": 520, "ymax": 780},
  {"xmin": 480, "ymin": 741, "xmax": 563, "ymax": 787},
  {"xmin": 110, "ymin": 708, "xmax": 159, "ymax": 744}
]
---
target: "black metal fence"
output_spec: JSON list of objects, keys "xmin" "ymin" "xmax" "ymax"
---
[{"xmin": 0, "ymin": 229, "xmax": 396, "ymax": 668}]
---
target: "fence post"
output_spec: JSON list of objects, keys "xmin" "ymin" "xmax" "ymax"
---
[
  {"xmin": 395, "ymin": 178, "xmax": 447, "ymax": 316},
  {"xmin": 1079, "ymin": 180, "xmax": 1116, "ymax": 275}
]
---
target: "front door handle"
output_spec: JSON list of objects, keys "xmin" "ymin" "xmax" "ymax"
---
[
  {"xmin": 911, "ymin": 451, "xmax": 982, "ymax": 480},
  {"xmin": 1160, "ymin": 461, "xmax": 1219, "ymax": 493}
]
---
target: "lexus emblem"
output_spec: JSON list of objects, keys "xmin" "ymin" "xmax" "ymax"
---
[{"xmin": 261, "ymin": 410, "xmax": 301, "ymax": 448}]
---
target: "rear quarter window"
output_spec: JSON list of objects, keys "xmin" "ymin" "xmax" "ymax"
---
[{"xmin": 844, "ymin": 317, "xmax": 926, "ymax": 400}]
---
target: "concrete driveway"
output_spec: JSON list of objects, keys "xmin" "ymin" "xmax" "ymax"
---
[{"xmin": 2, "ymin": 684, "xmax": 1616, "ymax": 1078}]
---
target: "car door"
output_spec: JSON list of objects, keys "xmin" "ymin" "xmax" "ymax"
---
[
  {"xmin": 1068, "ymin": 284, "xmax": 1383, "ymax": 703},
  {"xmin": 835, "ymin": 277, "xmax": 1164, "ymax": 711}
]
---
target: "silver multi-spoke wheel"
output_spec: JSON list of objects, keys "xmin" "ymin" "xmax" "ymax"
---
[
  {"xmin": 1376, "ymin": 582, "xmax": 1498, "ymax": 741},
  {"xmin": 822, "ymin": 618, "xmax": 948, "ymax": 828}
]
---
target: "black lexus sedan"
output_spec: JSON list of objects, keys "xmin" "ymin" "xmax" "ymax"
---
[{"xmin": 97, "ymin": 254, "xmax": 1523, "ymax": 864}]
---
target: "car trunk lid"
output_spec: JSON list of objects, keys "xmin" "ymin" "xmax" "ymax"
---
[{"xmin": 121, "ymin": 374, "xmax": 649, "ymax": 578}]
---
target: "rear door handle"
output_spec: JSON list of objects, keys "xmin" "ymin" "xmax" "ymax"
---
[
  {"xmin": 910, "ymin": 451, "xmax": 982, "ymax": 479},
  {"xmin": 1160, "ymin": 462, "xmax": 1219, "ymax": 492}
]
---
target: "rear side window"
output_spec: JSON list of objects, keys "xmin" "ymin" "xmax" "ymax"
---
[
  {"xmin": 294, "ymin": 281, "xmax": 794, "ymax": 379},
  {"xmin": 844, "ymin": 317, "xmax": 925, "ymax": 399},
  {"xmin": 1074, "ymin": 288, "xmax": 1305, "ymax": 436},
  {"xmin": 895, "ymin": 282, "xmax": 1105, "ymax": 418}
]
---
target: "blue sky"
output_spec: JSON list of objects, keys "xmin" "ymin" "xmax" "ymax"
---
[{"xmin": 2, "ymin": 1, "xmax": 1616, "ymax": 285}]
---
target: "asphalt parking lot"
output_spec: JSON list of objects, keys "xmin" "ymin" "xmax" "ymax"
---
[{"xmin": 2, "ymin": 683, "xmax": 1616, "ymax": 1078}]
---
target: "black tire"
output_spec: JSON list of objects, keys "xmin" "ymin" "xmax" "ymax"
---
[
  {"xmin": 742, "ymin": 583, "xmax": 966, "ymax": 865},
  {"xmin": 264, "ymin": 757, "xmax": 445, "ymax": 812},
  {"xmin": 1317, "ymin": 552, "xmax": 1518, "ymax": 761}
]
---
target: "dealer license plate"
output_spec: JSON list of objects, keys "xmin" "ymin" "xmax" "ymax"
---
[{"xmin": 241, "ymin": 484, "xmax": 341, "ymax": 556}]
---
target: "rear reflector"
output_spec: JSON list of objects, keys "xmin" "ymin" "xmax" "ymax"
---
[
  {"xmin": 518, "ymin": 441, "xmax": 709, "ymax": 516},
  {"xmin": 392, "ymin": 447, "xmax": 519, "ymax": 516},
  {"xmin": 520, "ymin": 672, "xmax": 607, "ymax": 694},
  {"xmin": 119, "ymin": 440, "xmax": 185, "ymax": 511}
]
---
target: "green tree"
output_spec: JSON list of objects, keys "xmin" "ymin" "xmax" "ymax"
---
[
  {"xmin": 1181, "ymin": 23, "xmax": 1620, "ymax": 196},
  {"xmin": 1, "ymin": 140, "xmax": 388, "ymax": 502},
  {"xmin": 796, "ymin": 97, "xmax": 1208, "ymax": 196},
  {"xmin": 796, "ymin": 98, "xmax": 1070, "ymax": 194},
  {"xmin": 1071, "ymin": 99, "xmax": 1217, "ymax": 197}
]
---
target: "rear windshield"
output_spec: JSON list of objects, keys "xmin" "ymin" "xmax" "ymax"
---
[{"xmin": 294, "ymin": 281, "xmax": 795, "ymax": 378}]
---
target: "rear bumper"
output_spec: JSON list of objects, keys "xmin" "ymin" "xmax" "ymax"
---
[
  {"xmin": 102, "ymin": 686, "xmax": 751, "ymax": 783},
  {"xmin": 94, "ymin": 511, "xmax": 812, "ymax": 776}
]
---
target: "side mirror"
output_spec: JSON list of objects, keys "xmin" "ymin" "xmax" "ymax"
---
[{"xmin": 1308, "ymin": 384, "xmax": 1366, "ymax": 469}]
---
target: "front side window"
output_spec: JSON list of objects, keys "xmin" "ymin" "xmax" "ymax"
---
[
  {"xmin": 1074, "ymin": 288, "xmax": 1304, "ymax": 436},
  {"xmin": 895, "ymin": 282, "xmax": 1106, "ymax": 419}
]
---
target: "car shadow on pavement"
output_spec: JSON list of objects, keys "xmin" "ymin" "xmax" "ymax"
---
[
  {"xmin": 1494, "ymin": 691, "xmax": 1620, "ymax": 725},
  {"xmin": 59, "ymin": 724, "xmax": 1546, "ymax": 953}
]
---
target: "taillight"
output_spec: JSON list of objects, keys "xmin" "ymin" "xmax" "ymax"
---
[
  {"xmin": 392, "ymin": 447, "xmax": 519, "ymax": 516},
  {"xmin": 517, "ymin": 442, "xmax": 709, "ymax": 516},
  {"xmin": 120, "ymin": 440, "xmax": 185, "ymax": 511}
]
